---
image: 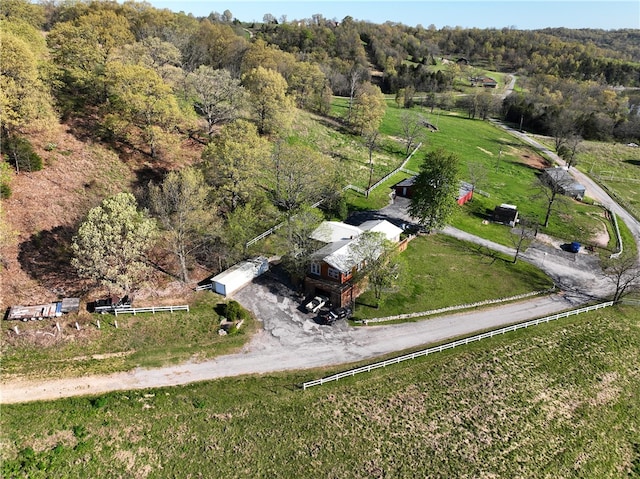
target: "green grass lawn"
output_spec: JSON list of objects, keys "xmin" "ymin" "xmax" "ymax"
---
[
  {"xmin": 2, "ymin": 306, "xmax": 639, "ymax": 478},
  {"xmin": 0, "ymin": 293, "xmax": 256, "ymax": 380},
  {"xmin": 353, "ymin": 234, "xmax": 553, "ymax": 320}
]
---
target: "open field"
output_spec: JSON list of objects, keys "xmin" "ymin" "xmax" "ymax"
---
[
  {"xmin": 0, "ymin": 293, "xmax": 256, "ymax": 381},
  {"xmin": 353, "ymin": 234, "xmax": 553, "ymax": 320},
  {"xmin": 2, "ymin": 306, "xmax": 639, "ymax": 478}
]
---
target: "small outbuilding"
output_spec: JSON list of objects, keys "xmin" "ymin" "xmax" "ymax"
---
[
  {"xmin": 457, "ymin": 182, "xmax": 474, "ymax": 205},
  {"xmin": 493, "ymin": 204, "xmax": 519, "ymax": 227},
  {"xmin": 209, "ymin": 256, "xmax": 269, "ymax": 297},
  {"xmin": 540, "ymin": 167, "xmax": 586, "ymax": 200},
  {"xmin": 392, "ymin": 176, "xmax": 417, "ymax": 199}
]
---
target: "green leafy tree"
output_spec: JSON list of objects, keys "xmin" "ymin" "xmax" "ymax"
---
[
  {"xmin": 286, "ymin": 61, "xmax": 332, "ymax": 114},
  {"xmin": 0, "ymin": 162, "xmax": 12, "ymax": 199},
  {"xmin": 104, "ymin": 61, "xmax": 183, "ymax": 158},
  {"xmin": 201, "ymin": 120, "xmax": 270, "ymax": 212},
  {"xmin": 350, "ymin": 82, "xmax": 386, "ymax": 135},
  {"xmin": 148, "ymin": 168, "xmax": 218, "ymax": 282},
  {"xmin": 409, "ymin": 149, "xmax": 460, "ymax": 231},
  {"xmin": 71, "ymin": 192, "xmax": 158, "ymax": 294},
  {"xmin": 48, "ymin": 10, "xmax": 135, "ymax": 103},
  {"xmin": 242, "ymin": 66, "xmax": 294, "ymax": 135},
  {"xmin": 0, "ymin": 29, "xmax": 56, "ymax": 139},
  {"xmin": 183, "ymin": 21, "xmax": 247, "ymax": 72},
  {"xmin": 0, "ymin": 0, "xmax": 45, "ymax": 28}
]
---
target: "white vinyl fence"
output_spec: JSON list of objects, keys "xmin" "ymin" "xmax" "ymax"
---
[
  {"xmin": 113, "ymin": 305, "xmax": 190, "ymax": 316},
  {"xmin": 301, "ymin": 301, "xmax": 614, "ymax": 390}
]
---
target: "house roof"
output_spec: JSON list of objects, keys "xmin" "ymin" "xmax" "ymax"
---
[
  {"xmin": 310, "ymin": 221, "xmax": 363, "ymax": 243},
  {"xmin": 543, "ymin": 167, "xmax": 586, "ymax": 191},
  {"xmin": 310, "ymin": 220, "xmax": 402, "ymax": 273},
  {"xmin": 393, "ymin": 176, "xmax": 416, "ymax": 188},
  {"xmin": 359, "ymin": 219, "xmax": 403, "ymax": 241},
  {"xmin": 312, "ymin": 240, "xmax": 359, "ymax": 273}
]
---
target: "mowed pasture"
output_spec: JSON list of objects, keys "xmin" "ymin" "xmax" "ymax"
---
[
  {"xmin": 353, "ymin": 234, "xmax": 553, "ymax": 320},
  {"xmin": 2, "ymin": 306, "xmax": 639, "ymax": 478},
  {"xmin": 335, "ymin": 100, "xmax": 615, "ymax": 247}
]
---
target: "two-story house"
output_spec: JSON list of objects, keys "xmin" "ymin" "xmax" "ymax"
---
[{"xmin": 305, "ymin": 219, "xmax": 405, "ymax": 308}]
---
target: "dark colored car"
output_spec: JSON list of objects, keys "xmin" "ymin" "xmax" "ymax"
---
[{"xmin": 319, "ymin": 306, "xmax": 352, "ymax": 325}]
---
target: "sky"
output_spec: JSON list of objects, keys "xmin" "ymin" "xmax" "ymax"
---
[{"xmin": 141, "ymin": 1, "xmax": 640, "ymax": 30}]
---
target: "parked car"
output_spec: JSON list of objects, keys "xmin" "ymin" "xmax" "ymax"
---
[
  {"xmin": 320, "ymin": 306, "xmax": 352, "ymax": 325},
  {"xmin": 305, "ymin": 295, "xmax": 328, "ymax": 314}
]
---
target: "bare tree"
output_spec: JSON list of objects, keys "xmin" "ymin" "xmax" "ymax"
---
[
  {"xmin": 532, "ymin": 174, "xmax": 571, "ymax": 228},
  {"xmin": 510, "ymin": 217, "xmax": 538, "ymax": 264},
  {"xmin": 558, "ymin": 133, "xmax": 582, "ymax": 169},
  {"xmin": 347, "ymin": 66, "xmax": 364, "ymax": 123},
  {"xmin": 364, "ymin": 129, "xmax": 379, "ymax": 196},
  {"xmin": 399, "ymin": 111, "xmax": 424, "ymax": 156},
  {"xmin": 349, "ymin": 232, "xmax": 403, "ymax": 308},
  {"xmin": 466, "ymin": 161, "xmax": 488, "ymax": 195},
  {"xmin": 603, "ymin": 253, "xmax": 640, "ymax": 302}
]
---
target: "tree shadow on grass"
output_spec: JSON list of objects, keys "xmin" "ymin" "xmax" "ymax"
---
[
  {"xmin": 624, "ymin": 159, "xmax": 640, "ymax": 167},
  {"xmin": 17, "ymin": 225, "xmax": 86, "ymax": 297}
]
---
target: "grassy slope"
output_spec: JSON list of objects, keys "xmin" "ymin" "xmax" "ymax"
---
[
  {"xmin": 2, "ymin": 306, "xmax": 639, "ymax": 478},
  {"xmin": 0, "ymin": 293, "xmax": 256, "ymax": 380}
]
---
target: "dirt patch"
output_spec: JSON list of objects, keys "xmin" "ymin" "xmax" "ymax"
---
[
  {"xmin": 521, "ymin": 153, "xmax": 551, "ymax": 170},
  {"xmin": 1, "ymin": 119, "xmax": 204, "ymax": 307},
  {"xmin": 590, "ymin": 220, "xmax": 610, "ymax": 248}
]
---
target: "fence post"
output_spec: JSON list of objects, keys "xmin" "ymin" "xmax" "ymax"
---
[{"xmin": 97, "ymin": 320, "xmax": 100, "ymax": 329}]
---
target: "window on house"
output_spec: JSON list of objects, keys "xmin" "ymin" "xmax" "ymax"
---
[
  {"xmin": 310, "ymin": 262, "xmax": 320, "ymax": 275},
  {"xmin": 328, "ymin": 268, "xmax": 340, "ymax": 280}
]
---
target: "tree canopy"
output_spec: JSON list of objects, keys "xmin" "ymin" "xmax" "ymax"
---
[
  {"xmin": 409, "ymin": 149, "xmax": 460, "ymax": 231},
  {"xmin": 71, "ymin": 192, "xmax": 158, "ymax": 294}
]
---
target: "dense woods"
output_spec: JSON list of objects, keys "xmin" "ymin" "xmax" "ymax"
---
[{"xmin": 1, "ymin": 0, "xmax": 639, "ymax": 294}]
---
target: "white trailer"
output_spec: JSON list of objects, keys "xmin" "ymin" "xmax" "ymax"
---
[{"xmin": 209, "ymin": 257, "xmax": 269, "ymax": 297}]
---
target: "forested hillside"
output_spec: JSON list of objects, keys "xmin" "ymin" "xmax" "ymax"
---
[{"xmin": 1, "ymin": 0, "xmax": 639, "ymax": 305}]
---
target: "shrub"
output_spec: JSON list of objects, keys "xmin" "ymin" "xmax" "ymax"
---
[
  {"xmin": 1, "ymin": 134, "xmax": 43, "ymax": 172},
  {"xmin": 0, "ymin": 182, "xmax": 11, "ymax": 199},
  {"xmin": 224, "ymin": 300, "xmax": 243, "ymax": 321}
]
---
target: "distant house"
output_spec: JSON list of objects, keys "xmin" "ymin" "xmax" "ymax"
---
[
  {"xmin": 471, "ymin": 76, "xmax": 498, "ymax": 88},
  {"xmin": 493, "ymin": 204, "xmax": 519, "ymax": 227},
  {"xmin": 305, "ymin": 220, "xmax": 406, "ymax": 308},
  {"xmin": 540, "ymin": 167, "xmax": 586, "ymax": 200},
  {"xmin": 393, "ymin": 177, "xmax": 474, "ymax": 205}
]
